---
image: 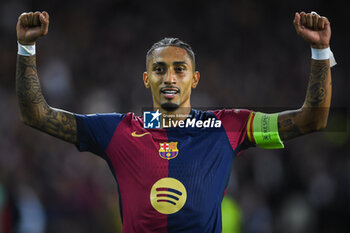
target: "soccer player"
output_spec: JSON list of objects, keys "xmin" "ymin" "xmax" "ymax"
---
[{"xmin": 16, "ymin": 11, "xmax": 334, "ymax": 232}]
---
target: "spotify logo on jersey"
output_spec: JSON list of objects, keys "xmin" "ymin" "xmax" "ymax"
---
[{"xmin": 150, "ymin": 178, "xmax": 187, "ymax": 214}]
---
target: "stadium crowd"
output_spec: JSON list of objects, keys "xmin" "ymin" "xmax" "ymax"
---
[{"xmin": 0, "ymin": 0, "xmax": 349, "ymax": 232}]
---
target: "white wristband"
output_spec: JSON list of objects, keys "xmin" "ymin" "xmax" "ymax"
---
[
  {"xmin": 311, "ymin": 47, "xmax": 337, "ymax": 67},
  {"xmin": 18, "ymin": 42, "xmax": 36, "ymax": 56}
]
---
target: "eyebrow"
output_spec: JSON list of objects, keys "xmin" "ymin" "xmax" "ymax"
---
[
  {"xmin": 173, "ymin": 61, "xmax": 187, "ymax": 66},
  {"xmin": 152, "ymin": 61, "xmax": 188, "ymax": 67}
]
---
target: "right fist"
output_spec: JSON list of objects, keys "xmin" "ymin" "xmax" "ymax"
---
[{"xmin": 17, "ymin": 11, "xmax": 49, "ymax": 45}]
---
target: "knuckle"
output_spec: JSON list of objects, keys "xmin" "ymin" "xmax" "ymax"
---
[{"xmin": 19, "ymin": 13, "xmax": 27, "ymax": 19}]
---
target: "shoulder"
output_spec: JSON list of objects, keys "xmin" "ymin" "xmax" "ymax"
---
[
  {"xmin": 74, "ymin": 112, "xmax": 146, "ymax": 131},
  {"xmin": 75, "ymin": 112, "xmax": 126, "ymax": 119},
  {"xmin": 205, "ymin": 108, "xmax": 252, "ymax": 122}
]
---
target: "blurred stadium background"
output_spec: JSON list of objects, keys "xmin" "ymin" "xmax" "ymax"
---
[{"xmin": 0, "ymin": 0, "xmax": 349, "ymax": 232}]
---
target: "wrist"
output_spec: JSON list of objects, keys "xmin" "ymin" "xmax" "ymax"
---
[
  {"xmin": 311, "ymin": 44, "xmax": 329, "ymax": 49},
  {"xmin": 311, "ymin": 47, "xmax": 331, "ymax": 60},
  {"xmin": 17, "ymin": 40, "xmax": 35, "ymax": 46},
  {"xmin": 311, "ymin": 47, "xmax": 337, "ymax": 67},
  {"xmin": 17, "ymin": 41, "xmax": 36, "ymax": 56}
]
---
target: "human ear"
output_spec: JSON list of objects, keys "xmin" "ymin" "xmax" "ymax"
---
[
  {"xmin": 191, "ymin": 71, "xmax": 200, "ymax": 88},
  {"xmin": 143, "ymin": 72, "xmax": 150, "ymax": 88}
]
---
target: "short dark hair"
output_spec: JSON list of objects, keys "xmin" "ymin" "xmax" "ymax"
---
[{"xmin": 146, "ymin": 38, "xmax": 196, "ymax": 70}]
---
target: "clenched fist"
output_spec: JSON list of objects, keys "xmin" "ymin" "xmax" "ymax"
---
[
  {"xmin": 17, "ymin": 11, "xmax": 49, "ymax": 45},
  {"xmin": 294, "ymin": 12, "xmax": 331, "ymax": 49}
]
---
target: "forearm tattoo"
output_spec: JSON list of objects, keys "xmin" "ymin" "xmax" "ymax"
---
[
  {"xmin": 16, "ymin": 55, "xmax": 77, "ymax": 143},
  {"xmin": 278, "ymin": 60, "xmax": 330, "ymax": 141},
  {"xmin": 305, "ymin": 60, "xmax": 329, "ymax": 107}
]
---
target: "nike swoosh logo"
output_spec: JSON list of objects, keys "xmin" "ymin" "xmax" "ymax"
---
[{"xmin": 131, "ymin": 131, "xmax": 151, "ymax": 137}]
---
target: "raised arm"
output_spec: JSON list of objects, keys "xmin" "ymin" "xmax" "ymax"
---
[
  {"xmin": 246, "ymin": 12, "xmax": 334, "ymax": 148},
  {"xmin": 16, "ymin": 11, "xmax": 77, "ymax": 144},
  {"xmin": 278, "ymin": 12, "xmax": 332, "ymax": 141}
]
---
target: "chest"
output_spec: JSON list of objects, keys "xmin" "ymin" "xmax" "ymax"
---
[{"xmin": 107, "ymin": 127, "xmax": 234, "ymax": 178}]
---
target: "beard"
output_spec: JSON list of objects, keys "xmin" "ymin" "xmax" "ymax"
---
[{"xmin": 161, "ymin": 102, "xmax": 179, "ymax": 111}]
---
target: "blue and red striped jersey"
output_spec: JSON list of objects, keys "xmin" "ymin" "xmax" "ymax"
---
[{"xmin": 75, "ymin": 108, "xmax": 252, "ymax": 233}]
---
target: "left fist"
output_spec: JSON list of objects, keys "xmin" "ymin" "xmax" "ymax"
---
[{"xmin": 293, "ymin": 11, "xmax": 331, "ymax": 49}]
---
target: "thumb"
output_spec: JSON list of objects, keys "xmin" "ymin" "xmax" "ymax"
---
[
  {"xmin": 323, "ymin": 16, "xmax": 331, "ymax": 33},
  {"xmin": 39, "ymin": 11, "xmax": 49, "ymax": 35}
]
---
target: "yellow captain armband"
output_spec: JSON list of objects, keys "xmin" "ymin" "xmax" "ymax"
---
[{"xmin": 247, "ymin": 112, "xmax": 284, "ymax": 149}]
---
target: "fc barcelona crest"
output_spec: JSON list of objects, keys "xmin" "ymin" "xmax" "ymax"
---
[{"xmin": 159, "ymin": 142, "xmax": 179, "ymax": 160}]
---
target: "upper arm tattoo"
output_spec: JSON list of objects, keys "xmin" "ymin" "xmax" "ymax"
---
[
  {"xmin": 278, "ymin": 110, "xmax": 302, "ymax": 141},
  {"xmin": 39, "ymin": 107, "xmax": 77, "ymax": 144},
  {"xmin": 16, "ymin": 55, "xmax": 77, "ymax": 144}
]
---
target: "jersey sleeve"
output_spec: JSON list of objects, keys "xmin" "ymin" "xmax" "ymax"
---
[
  {"xmin": 211, "ymin": 109, "xmax": 255, "ymax": 156},
  {"xmin": 74, "ymin": 113, "xmax": 125, "ymax": 157}
]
